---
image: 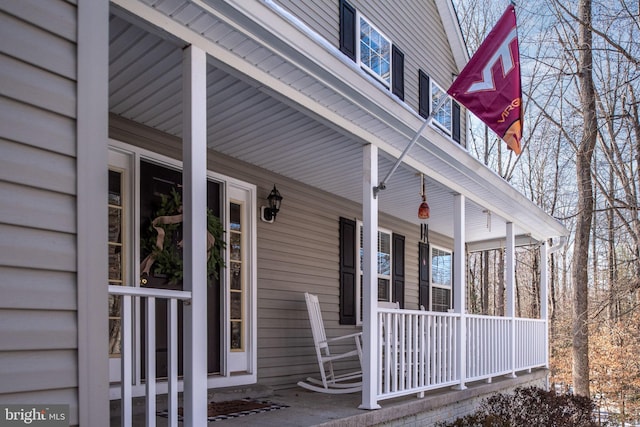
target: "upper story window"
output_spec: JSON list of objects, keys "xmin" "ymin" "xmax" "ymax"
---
[
  {"xmin": 431, "ymin": 81, "xmax": 453, "ymax": 135},
  {"xmin": 419, "ymin": 70, "xmax": 461, "ymax": 144},
  {"xmin": 358, "ymin": 15, "xmax": 391, "ymax": 87},
  {"xmin": 340, "ymin": 0, "xmax": 404, "ymax": 100}
]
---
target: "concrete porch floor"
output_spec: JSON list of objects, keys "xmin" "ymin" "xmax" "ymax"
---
[{"xmin": 111, "ymin": 369, "xmax": 547, "ymax": 426}]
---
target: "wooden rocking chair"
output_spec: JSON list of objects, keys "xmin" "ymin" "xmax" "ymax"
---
[{"xmin": 297, "ymin": 292, "xmax": 363, "ymax": 394}]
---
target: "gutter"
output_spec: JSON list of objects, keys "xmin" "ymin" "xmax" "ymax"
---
[{"xmin": 548, "ymin": 235, "xmax": 568, "ymax": 254}]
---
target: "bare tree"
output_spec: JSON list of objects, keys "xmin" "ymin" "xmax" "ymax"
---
[
  {"xmin": 570, "ymin": 0, "xmax": 596, "ymax": 398},
  {"xmin": 455, "ymin": 0, "xmax": 640, "ymax": 404}
]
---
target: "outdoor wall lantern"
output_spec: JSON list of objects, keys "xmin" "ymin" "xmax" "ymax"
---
[{"xmin": 261, "ymin": 185, "xmax": 283, "ymax": 223}]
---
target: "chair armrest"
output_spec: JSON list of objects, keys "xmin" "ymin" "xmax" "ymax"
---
[{"xmin": 325, "ymin": 332, "xmax": 362, "ymax": 343}]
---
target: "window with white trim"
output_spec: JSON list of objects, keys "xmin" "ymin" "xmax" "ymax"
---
[
  {"xmin": 357, "ymin": 223, "xmax": 392, "ymax": 323},
  {"xmin": 357, "ymin": 14, "xmax": 391, "ymax": 87},
  {"xmin": 430, "ymin": 246, "xmax": 452, "ymax": 312},
  {"xmin": 340, "ymin": 1, "xmax": 404, "ymax": 99},
  {"xmin": 431, "ymin": 80, "xmax": 453, "ymax": 135}
]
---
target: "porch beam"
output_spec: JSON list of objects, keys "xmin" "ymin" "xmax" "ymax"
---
[
  {"xmin": 359, "ymin": 144, "xmax": 381, "ymax": 410},
  {"xmin": 466, "ymin": 235, "xmax": 538, "ymax": 253},
  {"xmin": 506, "ymin": 222, "xmax": 517, "ymax": 378},
  {"xmin": 182, "ymin": 45, "xmax": 209, "ymax": 426},
  {"xmin": 453, "ymin": 194, "xmax": 467, "ymax": 390}
]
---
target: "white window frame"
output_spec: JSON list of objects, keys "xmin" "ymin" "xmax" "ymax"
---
[
  {"xmin": 431, "ymin": 80, "xmax": 453, "ymax": 136},
  {"xmin": 356, "ymin": 12, "xmax": 392, "ymax": 88},
  {"xmin": 108, "ymin": 140, "xmax": 257, "ymax": 398},
  {"xmin": 107, "ymin": 149, "xmax": 133, "ymax": 384},
  {"xmin": 356, "ymin": 222, "xmax": 393, "ymax": 325},
  {"xmin": 430, "ymin": 244, "xmax": 453, "ymax": 312}
]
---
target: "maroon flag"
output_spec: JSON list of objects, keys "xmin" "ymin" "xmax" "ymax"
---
[{"xmin": 447, "ymin": 5, "xmax": 522, "ymax": 155}]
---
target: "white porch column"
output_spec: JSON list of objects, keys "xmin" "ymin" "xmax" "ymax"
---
[
  {"xmin": 359, "ymin": 144, "xmax": 381, "ymax": 410},
  {"xmin": 540, "ymin": 241, "xmax": 549, "ymax": 368},
  {"xmin": 453, "ymin": 194, "xmax": 467, "ymax": 390},
  {"xmin": 506, "ymin": 222, "xmax": 517, "ymax": 378},
  {"xmin": 182, "ymin": 45, "xmax": 209, "ymax": 426},
  {"xmin": 77, "ymin": 0, "xmax": 109, "ymax": 424}
]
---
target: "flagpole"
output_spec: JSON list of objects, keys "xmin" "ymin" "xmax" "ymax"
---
[{"xmin": 373, "ymin": 94, "xmax": 449, "ymax": 198}]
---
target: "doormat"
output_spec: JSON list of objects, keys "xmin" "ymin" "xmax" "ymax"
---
[{"xmin": 158, "ymin": 399, "xmax": 289, "ymax": 422}]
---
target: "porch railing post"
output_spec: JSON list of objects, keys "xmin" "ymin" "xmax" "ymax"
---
[
  {"xmin": 506, "ymin": 222, "xmax": 517, "ymax": 378},
  {"xmin": 121, "ymin": 294, "xmax": 132, "ymax": 427},
  {"xmin": 453, "ymin": 194, "xmax": 467, "ymax": 390},
  {"xmin": 540, "ymin": 241, "xmax": 549, "ymax": 369},
  {"xmin": 182, "ymin": 44, "xmax": 209, "ymax": 426},
  {"xmin": 359, "ymin": 143, "xmax": 381, "ymax": 410}
]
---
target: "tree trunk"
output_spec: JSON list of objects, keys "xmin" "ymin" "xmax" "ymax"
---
[
  {"xmin": 572, "ymin": 0, "xmax": 596, "ymax": 398},
  {"xmin": 550, "ymin": 247, "xmax": 557, "ymax": 340},
  {"xmin": 497, "ymin": 248, "xmax": 505, "ymax": 316},
  {"xmin": 532, "ymin": 249, "xmax": 540, "ymax": 318},
  {"xmin": 608, "ymin": 168, "xmax": 617, "ymax": 320},
  {"xmin": 482, "ymin": 250, "xmax": 489, "ymax": 314}
]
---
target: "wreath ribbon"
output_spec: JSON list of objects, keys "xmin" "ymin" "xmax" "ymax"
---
[{"xmin": 140, "ymin": 208, "xmax": 216, "ymax": 284}]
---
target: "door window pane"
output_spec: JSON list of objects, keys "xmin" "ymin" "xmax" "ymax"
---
[
  {"xmin": 230, "ymin": 322, "xmax": 242, "ymax": 350},
  {"xmin": 230, "ymin": 203, "xmax": 241, "ymax": 231},
  {"xmin": 108, "ymin": 169, "xmax": 124, "ymax": 357},
  {"xmin": 229, "ymin": 202, "xmax": 244, "ymax": 351},
  {"xmin": 230, "ymin": 292, "xmax": 242, "ymax": 319},
  {"xmin": 230, "ymin": 262, "xmax": 242, "ymax": 290}
]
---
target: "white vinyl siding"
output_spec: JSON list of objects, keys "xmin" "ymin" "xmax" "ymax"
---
[{"xmin": 0, "ymin": 0, "xmax": 79, "ymax": 424}]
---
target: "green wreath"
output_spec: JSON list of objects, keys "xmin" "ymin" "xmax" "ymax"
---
[{"xmin": 140, "ymin": 188, "xmax": 226, "ymax": 286}]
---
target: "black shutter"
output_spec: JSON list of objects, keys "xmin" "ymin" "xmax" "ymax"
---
[
  {"xmin": 339, "ymin": 0, "xmax": 356, "ymax": 62},
  {"xmin": 339, "ymin": 217, "xmax": 357, "ymax": 324},
  {"xmin": 418, "ymin": 242, "xmax": 430, "ymax": 310},
  {"xmin": 392, "ymin": 233, "xmax": 405, "ymax": 308},
  {"xmin": 419, "ymin": 70, "xmax": 430, "ymax": 119},
  {"xmin": 452, "ymin": 101, "xmax": 461, "ymax": 143},
  {"xmin": 391, "ymin": 46, "xmax": 405, "ymax": 101}
]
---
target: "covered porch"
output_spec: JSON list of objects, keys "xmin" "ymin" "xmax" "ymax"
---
[
  {"xmin": 105, "ymin": 0, "xmax": 568, "ymax": 425},
  {"xmin": 110, "ymin": 368, "xmax": 548, "ymax": 426},
  {"xmin": 109, "ymin": 253, "xmax": 552, "ymax": 424}
]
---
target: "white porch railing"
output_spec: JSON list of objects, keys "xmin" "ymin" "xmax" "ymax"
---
[
  {"xmin": 378, "ymin": 309, "xmax": 460, "ymax": 399},
  {"xmin": 108, "ymin": 285, "xmax": 192, "ymax": 427},
  {"xmin": 466, "ymin": 315, "xmax": 512, "ymax": 382},
  {"xmin": 514, "ymin": 318, "xmax": 547, "ymax": 371},
  {"xmin": 377, "ymin": 309, "xmax": 547, "ymax": 401}
]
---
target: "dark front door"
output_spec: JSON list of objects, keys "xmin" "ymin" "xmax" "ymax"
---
[{"xmin": 139, "ymin": 159, "xmax": 221, "ymax": 377}]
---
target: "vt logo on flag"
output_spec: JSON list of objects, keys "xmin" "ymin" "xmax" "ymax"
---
[{"xmin": 447, "ymin": 4, "xmax": 522, "ymax": 155}]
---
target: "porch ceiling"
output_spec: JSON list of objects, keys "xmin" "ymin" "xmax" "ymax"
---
[{"xmin": 108, "ymin": 1, "xmax": 567, "ymax": 245}]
